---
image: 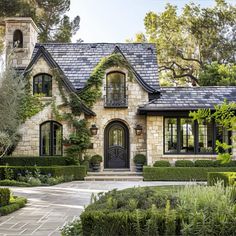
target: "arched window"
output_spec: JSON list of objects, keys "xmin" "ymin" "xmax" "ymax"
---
[
  {"xmin": 13, "ymin": 30, "xmax": 23, "ymax": 48},
  {"xmin": 105, "ymin": 71, "xmax": 127, "ymax": 107},
  {"xmin": 40, "ymin": 121, "xmax": 62, "ymax": 156},
  {"xmin": 33, "ymin": 74, "xmax": 52, "ymax": 97}
]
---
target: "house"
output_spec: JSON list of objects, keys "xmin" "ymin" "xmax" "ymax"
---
[{"xmin": 4, "ymin": 17, "xmax": 236, "ymax": 171}]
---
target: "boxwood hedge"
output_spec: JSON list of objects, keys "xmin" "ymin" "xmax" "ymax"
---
[
  {"xmin": 208, "ymin": 172, "xmax": 236, "ymax": 186},
  {"xmin": 143, "ymin": 166, "xmax": 236, "ymax": 181}
]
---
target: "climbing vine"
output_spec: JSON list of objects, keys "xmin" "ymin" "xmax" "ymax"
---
[{"xmin": 79, "ymin": 53, "xmax": 133, "ymax": 108}]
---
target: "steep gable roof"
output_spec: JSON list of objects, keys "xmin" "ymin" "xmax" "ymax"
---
[
  {"xmin": 138, "ymin": 86, "xmax": 236, "ymax": 114},
  {"xmin": 32, "ymin": 43, "xmax": 159, "ymax": 92}
]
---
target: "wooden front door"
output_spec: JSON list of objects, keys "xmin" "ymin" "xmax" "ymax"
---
[{"xmin": 104, "ymin": 121, "xmax": 129, "ymax": 168}]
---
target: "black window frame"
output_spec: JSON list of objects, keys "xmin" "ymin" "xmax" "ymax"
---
[
  {"xmin": 163, "ymin": 116, "xmax": 231, "ymax": 155},
  {"xmin": 40, "ymin": 120, "xmax": 63, "ymax": 156},
  {"xmin": 33, "ymin": 74, "xmax": 52, "ymax": 97},
  {"xmin": 13, "ymin": 29, "xmax": 23, "ymax": 48},
  {"xmin": 104, "ymin": 71, "xmax": 127, "ymax": 108}
]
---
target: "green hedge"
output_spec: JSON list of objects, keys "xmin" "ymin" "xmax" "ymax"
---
[
  {"xmin": 80, "ymin": 209, "xmax": 180, "ymax": 236},
  {"xmin": 0, "ymin": 197, "xmax": 27, "ymax": 216},
  {"xmin": 208, "ymin": 172, "xmax": 236, "ymax": 186},
  {"xmin": 0, "ymin": 156, "xmax": 75, "ymax": 166},
  {"xmin": 0, "ymin": 165, "xmax": 87, "ymax": 180},
  {"xmin": 153, "ymin": 160, "xmax": 171, "ymax": 167},
  {"xmin": 143, "ymin": 166, "xmax": 236, "ymax": 181},
  {"xmin": 0, "ymin": 188, "xmax": 10, "ymax": 207},
  {"xmin": 175, "ymin": 160, "xmax": 194, "ymax": 167}
]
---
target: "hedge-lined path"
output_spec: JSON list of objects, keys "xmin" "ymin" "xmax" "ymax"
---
[{"xmin": 0, "ymin": 181, "xmax": 199, "ymax": 236}]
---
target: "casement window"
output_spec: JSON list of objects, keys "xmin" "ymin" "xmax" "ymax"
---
[
  {"xmin": 33, "ymin": 74, "xmax": 52, "ymax": 97},
  {"xmin": 40, "ymin": 121, "xmax": 62, "ymax": 156},
  {"xmin": 164, "ymin": 117, "xmax": 231, "ymax": 154},
  {"xmin": 104, "ymin": 71, "xmax": 127, "ymax": 107}
]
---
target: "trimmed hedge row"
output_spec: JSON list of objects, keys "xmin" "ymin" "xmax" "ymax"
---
[
  {"xmin": 80, "ymin": 209, "xmax": 181, "ymax": 236},
  {"xmin": 0, "ymin": 156, "xmax": 72, "ymax": 166},
  {"xmin": 0, "ymin": 165, "xmax": 87, "ymax": 180},
  {"xmin": 153, "ymin": 160, "xmax": 236, "ymax": 167},
  {"xmin": 143, "ymin": 166, "xmax": 236, "ymax": 181},
  {"xmin": 0, "ymin": 197, "xmax": 27, "ymax": 216},
  {"xmin": 0, "ymin": 188, "xmax": 10, "ymax": 207},
  {"xmin": 208, "ymin": 172, "xmax": 236, "ymax": 186}
]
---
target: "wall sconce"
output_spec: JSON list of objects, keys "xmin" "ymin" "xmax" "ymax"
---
[
  {"xmin": 134, "ymin": 124, "xmax": 143, "ymax": 135},
  {"xmin": 90, "ymin": 124, "xmax": 98, "ymax": 135}
]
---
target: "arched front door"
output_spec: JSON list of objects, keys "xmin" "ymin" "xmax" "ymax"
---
[{"xmin": 104, "ymin": 121, "xmax": 129, "ymax": 168}]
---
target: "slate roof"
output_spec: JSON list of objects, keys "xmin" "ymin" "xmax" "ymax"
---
[
  {"xmin": 138, "ymin": 86, "xmax": 236, "ymax": 113},
  {"xmin": 32, "ymin": 43, "xmax": 159, "ymax": 91}
]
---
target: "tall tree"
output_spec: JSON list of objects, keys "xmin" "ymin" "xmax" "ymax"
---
[
  {"xmin": 131, "ymin": 0, "xmax": 236, "ymax": 85},
  {"xmin": 0, "ymin": 0, "xmax": 80, "ymax": 43}
]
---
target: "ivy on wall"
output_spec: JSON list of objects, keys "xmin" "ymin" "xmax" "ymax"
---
[{"xmin": 79, "ymin": 53, "xmax": 133, "ymax": 108}]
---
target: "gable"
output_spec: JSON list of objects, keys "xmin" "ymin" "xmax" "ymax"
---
[{"xmin": 31, "ymin": 43, "xmax": 159, "ymax": 92}]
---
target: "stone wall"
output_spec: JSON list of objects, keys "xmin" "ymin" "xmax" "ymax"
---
[
  {"xmin": 13, "ymin": 57, "xmax": 75, "ymax": 156},
  {"xmin": 87, "ymin": 67, "xmax": 148, "ymax": 171},
  {"xmin": 5, "ymin": 17, "xmax": 39, "ymax": 68}
]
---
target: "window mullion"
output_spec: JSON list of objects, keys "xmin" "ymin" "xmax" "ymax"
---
[{"xmin": 177, "ymin": 118, "xmax": 181, "ymax": 153}]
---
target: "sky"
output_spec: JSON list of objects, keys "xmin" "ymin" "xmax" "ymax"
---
[{"xmin": 69, "ymin": 0, "xmax": 236, "ymax": 43}]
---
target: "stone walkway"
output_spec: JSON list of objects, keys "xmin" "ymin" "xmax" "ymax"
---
[{"xmin": 0, "ymin": 181, "xmax": 198, "ymax": 236}]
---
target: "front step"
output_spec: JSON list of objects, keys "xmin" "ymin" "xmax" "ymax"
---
[{"xmin": 85, "ymin": 171, "xmax": 143, "ymax": 181}]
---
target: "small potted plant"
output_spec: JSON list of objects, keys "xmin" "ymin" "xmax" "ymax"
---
[
  {"xmin": 133, "ymin": 154, "xmax": 146, "ymax": 172},
  {"xmin": 90, "ymin": 155, "xmax": 102, "ymax": 172}
]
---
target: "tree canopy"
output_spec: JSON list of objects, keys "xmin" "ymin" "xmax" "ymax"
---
[
  {"xmin": 129, "ymin": 0, "xmax": 236, "ymax": 85},
  {"xmin": 0, "ymin": 0, "xmax": 80, "ymax": 44}
]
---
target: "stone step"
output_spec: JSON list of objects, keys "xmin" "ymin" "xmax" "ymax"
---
[
  {"xmin": 84, "ymin": 175, "xmax": 143, "ymax": 181},
  {"xmin": 87, "ymin": 171, "xmax": 142, "ymax": 176}
]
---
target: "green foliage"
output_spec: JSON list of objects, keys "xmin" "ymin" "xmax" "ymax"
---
[
  {"xmin": 61, "ymin": 218, "xmax": 82, "ymax": 236},
  {"xmin": 0, "ymin": 180, "xmax": 31, "ymax": 187},
  {"xmin": 0, "ymin": 196, "xmax": 27, "ymax": 216},
  {"xmin": 132, "ymin": 1, "xmax": 236, "ymax": 84},
  {"xmin": 90, "ymin": 155, "xmax": 102, "ymax": 165},
  {"xmin": 19, "ymin": 93, "xmax": 44, "ymax": 122},
  {"xmin": 0, "ymin": 156, "xmax": 71, "ymax": 166},
  {"xmin": 4, "ymin": 164, "xmax": 14, "ymax": 180},
  {"xmin": 153, "ymin": 160, "xmax": 171, "ymax": 167},
  {"xmin": 208, "ymin": 172, "xmax": 236, "ymax": 186},
  {"xmin": 133, "ymin": 154, "xmax": 146, "ymax": 165},
  {"xmin": 0, "ymin": 188, "xmax": 10, "ymax": 207},
  {"xmin": 178, "ymin": 183, "xmax": 236, "ymax": 235},
  {"xmin": 175, "ymin": 160, "xmax": 194, "ymax": 167},
  {"xmin": 143, "ymin": 166, "xmax": 236, "ymax": 181},
  {"xmin": 79, "ymin": 53, "xmax": 133, "ymax": 108},
  {"xmin": 199, "ymin": 62, "xmax": 236, "ymax": 86},
  {"xmin": 194, "ymin": 160, "xmax": 215, "ymax": 167},
  {"xmin": 0, "ymin": 165, "xmax": 87, "ymax": 181},
  {"xmin": 189, "ymin": 109, "xmax": 211, "ymax": 123}
]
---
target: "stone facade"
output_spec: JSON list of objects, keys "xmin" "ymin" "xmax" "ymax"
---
[{"xmin": 5, "ymin": 17, "xmax": 39, "ymax": 68}]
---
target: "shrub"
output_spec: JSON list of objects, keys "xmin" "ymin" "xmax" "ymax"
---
[
  {"xmin": 214, "ymin": 160, "xmax": 236, "ymax": 167},
  {"xmin": 90, "ymin": 155, "xmax": 102, "ymax": 165},
  {"xmin": 208, "ymin": 172, "xmax": 236, "ymax": 186},
  {"xmin": 61, "ymin": 218, "xmax": 82, "ymax": 236},
  {"xmin": 175, "ymin": 160, "xmax": 194, "ymax": 167},
  {"xmin": 153, "ymin": 160, "xmax": 171, "ymax": 167},
  {"xmin": 143, "ymin": 166, "xmax": 236, "ymax": 181},
  {"xmin": 0, "ymin": 156, "xmax": 72, "ymax": 166},
  {"xmin": 195, "ymin": 160, "xmax": 214, "ymax": 167},
  {"xmin": 0, "ymin": 165, "xmax": 87, "ymax": 181},
  {"xmin": 0, "ymin": 180, "xmax": 31, "ymax": 187},
  {"xmin": 178, "ymin": 183, "xmax": 236, "ymax": 235},
  {"xmin": 0, "ymin": 188, "xmax": 10, "ymax": 207},
  {"xmin": 0, "ymin": 196, "xmax": 27, "ymax": 216},
  {"xmin": 133, "ymin": 154, "xmax": 146, "ymax": 165}
]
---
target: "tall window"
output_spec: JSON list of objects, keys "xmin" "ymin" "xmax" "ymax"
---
[
  {"xmin": 33, "ymin": 74, "xmax": 52, "ymax": 97},
  {"xmin": 105, "ymin": 72, "xmax": 127, "ymax": 107},
  {"xmin": 13, "ymin": 29, "xmax": 23, "ymax": 48},
  {"xmin": 164, "ymin": 117, "xmax": 231, "ymax": 154},
  {"xmin": 40, "ymin": 121, "xmax": 62, "ymax": 156}
]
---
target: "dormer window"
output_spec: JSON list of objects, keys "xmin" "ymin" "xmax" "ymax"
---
[
  {"xmin": 13, "ymin": 29, "xmax": 23, "ymax": 48},
  {"xmin": 105, "ymin": 71, "xmax": 127, "ymax": 107},
  {"xmin": 33, "ymin": 74, "xmax": 52, "ymax": 97}
]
